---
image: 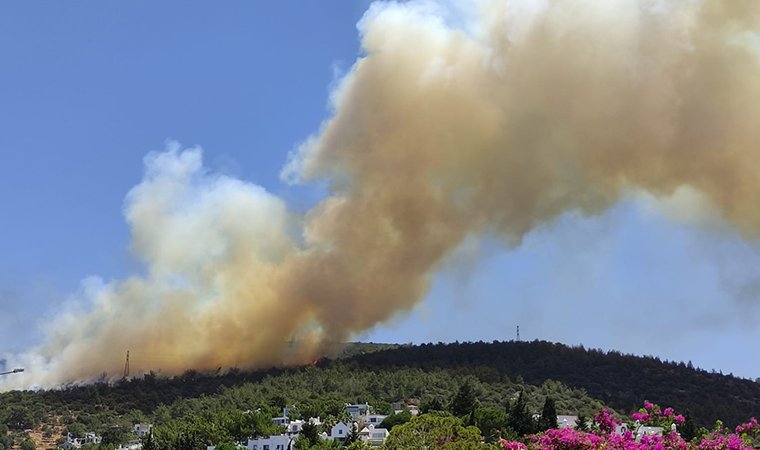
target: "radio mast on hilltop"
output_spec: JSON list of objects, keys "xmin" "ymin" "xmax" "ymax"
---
[
  {"xmin": 516, "ymin": 325, "xmax": 520, "ymax": 341},
  {"xmin": 124, "ymin": 350, "xmax": 130, "ymax": 378}
]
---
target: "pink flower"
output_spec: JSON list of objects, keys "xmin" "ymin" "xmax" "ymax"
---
[
  {"xmin": 520, "ymin": 404, "xmax": 754, "ymax": 450},
  {"xmin": 735, "ymin": 418, "xmax": 757, "ymax": 434},
  {"xmin": 594, "ymin": 408, "xmax": 619, "ymax": 433},
  {"xmin": 499, "ymin": 439, "xmax": 527, "ymax": 450},
  {"xmin": 632, "ymin": 412, "xmax": 650, "ymax": 423}
]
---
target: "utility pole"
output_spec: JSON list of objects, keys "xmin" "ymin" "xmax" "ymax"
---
[{"xmin": 124, "ymin": 350, "xmax": 130, "ymax": 378}]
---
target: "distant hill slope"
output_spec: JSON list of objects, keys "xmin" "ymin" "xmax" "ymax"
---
[
  {"xmin": 0, "ymin": 344, "xmax": 604, "ymax": 439},
  {"xmin": 336, "ymin": 342, "xmax": 402, "ymax": 359},
  {"xmin": 342, "ymin": 340, "xmax": 760, "ymax": 426},
  {"xmin": 0, "ymin": 340, "xmax": 755, "ymax": 436}
]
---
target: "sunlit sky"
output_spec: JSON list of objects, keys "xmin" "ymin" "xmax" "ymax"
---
[{"xmin": 2, "ymin": 2, "xmax": 760, "ymax": 380}]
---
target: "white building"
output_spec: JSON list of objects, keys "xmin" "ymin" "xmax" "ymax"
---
[
  {"xmin": 133, "ymin": 423, "xmax": 153, "ymax": 437},
  {"xmin": 63, "ymin": 432, "xmax": 102, "ymax": 450},
  {"xmin": 359, "ymin": 415, "xmax": 387, "ymax": 427},
  {"xmin": 636, "ymin": 426, "xmax": 664, "ymax": 442},
  {"xmin": 557, "ymin": 416, "xmax": 578, "ymax": 429},
  {"xmin": 247, "ymin": 434, "xmax": 294, "ymax": 450},
  {"xmin": 286, "ymin": 420, "xmax": 304, "ymax": 436},
  {"xmin": 345, "ymin": 403, "xmax": 371, "ymax": 419},
  {"xmin": 272, "ymin": 416, "xmax": 290, "ymax": 426},
  {"xmin": 358, "ymin": 424, "xmax": 389, "ymax": 447},
  {"xmin": 329, "ymin": 422, "xmax": 352, "ymax": 441},
  {"xmin": 391, "ymin": 402, "xmax": 420, "ymax": 416},
  {"xmin": 286, "ymin": 418, "xmax": 322, "ymax": 436},
  {"xmin": 116, "ymin": 443, "xmax": 142, "ymax": 450}
]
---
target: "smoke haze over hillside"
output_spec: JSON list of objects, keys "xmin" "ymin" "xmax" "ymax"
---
[{"xmin": 3, "ymin": 0, "xmax": 760, "ymax": 389}]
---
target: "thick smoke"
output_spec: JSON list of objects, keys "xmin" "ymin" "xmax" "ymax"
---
[{"xmin": 3, "ymin": 0, "xmax": 760, "ymax": 388}]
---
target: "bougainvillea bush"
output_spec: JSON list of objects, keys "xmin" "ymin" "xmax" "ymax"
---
[{"xmin": 499, "ymin": 402, "xmax": 759, "ymax": 450}]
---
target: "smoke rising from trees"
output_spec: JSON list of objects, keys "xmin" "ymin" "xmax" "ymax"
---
[{"xmin": 3, "ymin": 0, "xmax": 760, "ymax": 388}]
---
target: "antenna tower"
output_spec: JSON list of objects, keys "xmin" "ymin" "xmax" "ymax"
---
[
  {"xmin": 516, "ymin": 325, "xmax": 520, "ymax": 341},
  {"xmin": 124, "ymin": 350, "xmax": 130, "ymax": 378}
]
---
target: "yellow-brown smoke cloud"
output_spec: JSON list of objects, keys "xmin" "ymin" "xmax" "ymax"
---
[{"xmin": 3, "ymin": 0, "xmax": 760, "ymax": 388}]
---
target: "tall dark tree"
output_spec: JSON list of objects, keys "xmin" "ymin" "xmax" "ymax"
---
[
  {"xmin": 537, "ymin": 397, "xmax": 557, "ymax": 432},
  {"xmin": 507, "ymin": 391, "xmax": 535, "ymax": 436},
  {"xmin": 344, "ymin": 423, "xmax": 360, "ymax": 446},
  {"xmin": 450, "ymin": 380, "xmax": 478, "ymax": 417},
  {"xmin": 300, "ymin": 422, "xmax": 321, "ymax": 447},
  {"xmin": 473, "ymin": 407, "xmax": 509, "ymax": 442},
  {"xmin": 680, "ymin": 411, "xmax": 697, "ymax": 441}
]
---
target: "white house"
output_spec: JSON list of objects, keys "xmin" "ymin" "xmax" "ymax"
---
[
  {"xmin": 247, "ymin": 434, "xmax": 294, "ymax": 450},
  {"xmin": 133, "ymin": 423, "xmax": 153, "ymax": 437},
  {"xmin": 286, "ymin": 420, "xmax": 304, "ymax": 436},
  {"xmin": 117, "ymin": 443, "xmax": 142, "ymax": 450},
  {"xmin": 329, "ymin": 422, "xmax": 352, "ymax": 441},
  {"xmin": 392, "ymin": 405, "xmax": 419, "ymax": 416},
  {"xmin": 358, "ymin": 424, "xmax": 389, "ymax": 447},
  {"xmin": 286, "ymin": 417, "xmax": 322, "ymax": 436},
  {"xmin": 345, "ymin": 403, "xmax": 371, "ymax": 419},
  {"xmin": 63, "ymin": 432, "xmax": 102, "ymax": 450},
  {"xmin": 557, "ymin": 416, "xmax": 578, "ymax": 429},
  {"xmin": 359, "ymin": 414, "xmax": 387, "ymax": 426},
  {"xmin": 272, "ymin": 416, "xmax": 290, "ymax": 426},
  {"xmin": 636, "ymin": 426, "xmax": 663, "ymax": 442}
]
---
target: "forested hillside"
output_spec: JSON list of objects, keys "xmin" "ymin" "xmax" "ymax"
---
[
  {"xmin": 0, "ymin": 361, "xmax": 602, "ymax": 442},
  {"xmin": 0, "ymin": 339, "xmax": 756, "ymax": 449},
  {"xmin": 345, "ymin": 340, "xmax": 760, "ymax": 426}
]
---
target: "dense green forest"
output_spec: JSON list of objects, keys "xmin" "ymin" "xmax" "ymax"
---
[
  {"xmin": 0, "ymin": 340, "xmax": 756, "ymax": 449},
  {"xmin": 343, "ymin": 340, "xmax": 760, "ymax": 426}
]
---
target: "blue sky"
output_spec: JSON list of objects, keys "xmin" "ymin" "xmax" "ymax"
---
[{"xmin": 2, "ymin": 2, "xmax": 759, "ymax": 380}]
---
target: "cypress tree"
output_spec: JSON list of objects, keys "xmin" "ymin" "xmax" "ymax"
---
[
  {"xmin": 538, "ymin": 397, "xmax": 557, "ymax": 432},
  {"xmin": 507, "ymin": 391, "xmax": 535, "ymax": 436},
  {"xmin": 451, "ymin": 380, "xmax": 478, "ymax": 417}
]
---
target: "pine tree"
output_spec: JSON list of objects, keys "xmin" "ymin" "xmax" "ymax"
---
[
  {"xmin": 300, "ymin": 423, "xmax": 321, "ymax": 447},
  {"xmin": 507, "ymin": 391, "xmax": 535, "ymax": 436},
  {"xmin": 344, "ymin": 423, "xmax": 360, "ymax": 446},
  {"xmin": 450, "ymin": 380, "xmax": 478, "ymax": 417},
  {"xmin": 680, "ymin": 411, "xmax": 697, "ymax": 441},
  {"xmin": 537, "ymin": 397, "xmax": 557, "ymax": 432}
]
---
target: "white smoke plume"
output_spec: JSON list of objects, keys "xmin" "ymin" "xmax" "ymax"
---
[{"xmin": 3, "ymin": 0, "xmax": 760, "ymax": 388}]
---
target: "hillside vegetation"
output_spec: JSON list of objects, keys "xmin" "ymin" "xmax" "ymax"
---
[
  {"xmin": 0, "ymin": 340, "xmax": 756, "ymax": 449},
  {"xmin": 345, "ymin": 340, "xmax": 760, "ymax": 426}
]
